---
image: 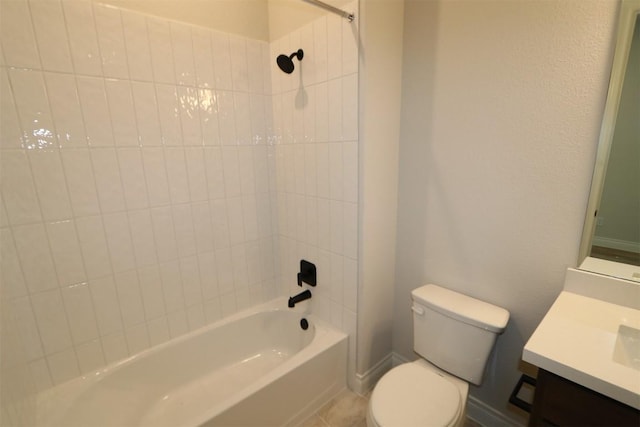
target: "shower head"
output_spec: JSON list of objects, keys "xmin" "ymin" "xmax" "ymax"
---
[{"xmin": 276, "ymin": 49, "xmax": 304, "ymax": 74}]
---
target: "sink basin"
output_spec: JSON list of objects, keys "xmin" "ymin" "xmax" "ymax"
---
[{"xmin": 613, "ymin": 325, "xmax": 640, "ymax": 371}]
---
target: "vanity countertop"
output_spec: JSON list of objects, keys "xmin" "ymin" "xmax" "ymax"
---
[{"xmin": 523, "ymin": 269, "xmax": 640, "ymax": 410}]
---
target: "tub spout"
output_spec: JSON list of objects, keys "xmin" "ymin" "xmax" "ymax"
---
[{"xmin": 288, "ymin": 289, "xmax": 312, "ymax": 307}]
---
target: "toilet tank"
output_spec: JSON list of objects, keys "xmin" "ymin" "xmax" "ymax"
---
[{"xmin": 411, "ymin": 285, "xmax": 509, "ymax": 385}]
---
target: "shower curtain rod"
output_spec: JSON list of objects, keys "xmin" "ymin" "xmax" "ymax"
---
[{"xmin": 302, "ymin": 0, "xmax": 355, "ymax": 22}]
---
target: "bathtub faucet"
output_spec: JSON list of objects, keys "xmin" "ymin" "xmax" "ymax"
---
[{"xmin": 288, "ymin": 289, "xmax": 312, "ymax": 307}]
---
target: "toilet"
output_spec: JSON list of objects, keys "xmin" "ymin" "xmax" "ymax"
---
[{"xmin": 367, "ymin": 284, "xmax": 509, "ymax": 427}]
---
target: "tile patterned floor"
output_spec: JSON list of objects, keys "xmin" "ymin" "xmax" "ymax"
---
[{"xmin": 299, "ymin": 389, "xmax": 483, "ymax": 427}]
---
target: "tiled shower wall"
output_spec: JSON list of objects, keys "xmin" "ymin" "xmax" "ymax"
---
[
  {"xmin": 270, "ymin": 2, "xmax": 359, "ymax": 384},
  {"xmin": 0, "ymin": 0, "xmax": 278, "ymax": 397}
]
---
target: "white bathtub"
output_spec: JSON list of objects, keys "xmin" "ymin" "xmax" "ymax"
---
[{"xmin": 36, "ymin": 298, "xmax": 348, "ymax": 427}]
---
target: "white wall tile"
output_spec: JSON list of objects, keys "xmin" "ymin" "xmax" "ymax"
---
[
  {"xmin": 121, "ymin": 10, "xmax": 153, "ymax": 82},
  {"xmin": 141, "ymin": 148, "xmax": 170, "ymax": 206},
  {"xmin": 210, "ymin": 199, "xmax": 231, "ymax": 250},
  {"xmin": 238, "ymin": 147, "xmax": 256, "ymax": 195},
  {"xmin": 61, "ymin": 149, "xmax": 100, "ymax": 216},
  {"xmin": 203, "ymin": 297, "xmax": 221, "ymax": 323},
  {"xmin": 131, "ymin": 82, "xmax": 162, "ymax": 146},
  {"xmin": 63, "ymin": 0, "xmax": 103, "ymax": 76},
  {"xmin": 317, "ymin": 199, "xmax": 330, "ymax": 252},
  {"xmin": 249, "ymin": 94, "xmax": 266, "ymax": 144},
  {"xmin": 172, "ymin": 204, "xmax": 197, "ymax": 258},
  {"xmin": 93, "ymin": 3, "xmax": 129, "ymax": 79},
  {"xmin": 234, "ymin": 92, "xmax": 251, "ymax": 145},
  {"xmin": 0, "ymin": 229, "xmax": 27, "ymax": 299},
  {"xmin": 217, "ymin": 90, "xmax": 237, "ymax": 145},
  {"xmin": 117, "ymin": 148, "xmax": 149, "ymax": 210},
  {"xmin": 90, "ymin": 148, "xmax": 126, "ymax": 213},
  {"xmin": 101, "ymin": 332, "xmax": 128, "ymax": 364},
  {"xmin": 170, "ymin": 23, "xmax": 196, "ymax": 87},
  {"xmin": 0, "ymin": 69, "xmax": 23, "ymax": 149},
  {"xmin": 124, "ymin": 323, "xmax": 149, "ymax": 354},
  {"xmin": 147, "ymin": 19, "xmax": 175, "ymax": 84},
  {"xmin": 1, "ymin": 0, "xmax": 40, "ymax": 68},
  {"xmin": 230, "ymin": 36, "xmax": 249, "ymax": 92},
  {"xmin": 127, "ymin": 210, "xmax": 157, "ymax": 268},
  {"xmin": 11, "ymin": 297, "xmax": 43, "ymax": 361},
  {"xmin": 203, "ymin": 147, "xmax": 225, "ymax": 200},
  {"xmin": 13, "ymin": 223, "xmax": 58, "ymax": 293},
  {"xmin": 247, "ymin": 40, "xmax": 264, "ymax": 94},
  {"xmin": 102, "ymin": 212, "xmax": 135, "ymax": 273},
  {"xmin": 327, "ymin": 15, "xmax": 343, "ymax": 80},
  {"xmin": 45, "ymin": 73, "xmax": 87, "ymax": 148},
  {"xmin": 105, "ymin": 79, "xmax": 138, "ymax": 147},
  {"xmin": 46, "ymin": 220, "xmax": 86, "ymax": 286},
  {"xmin": 147, "ymin": 317, "xmax": 170, "ymax": 346},
  {"xmin": 29, "ymin": 149, "xmax": 72, "ymax": 221},
  {"xmin": 219, "ymin": 291, "xmax": 237, "ymax": 318},
  {"xmin": 342, "ymin": 74, "xmax": 358, "ymax": 141},
  {"xmin": 76, "ymin": 77, "xmax": 115, "ymax": 147},
  {"xmin": 179, "ymin": 256, "xmax": 202, "ymax": 307},
  {"xmin": 191, "ymin": 202, "xmax": 214, "ymax": 254},
  {"xmin": 211, "ymin": 32, "xmax": 232, "ymax": 90},
  {"xmin": 75, "ymin": 340, "xmax": 105, "ymax": 374},
  {"xmin": 1, "ymin": 150, "xmax": 42, "ymax": 225},
  {"xmin": 192, "ymin": 28, "xmax": 215, "ymax": 89},
  {"xmin": 61, "ymin": 283, "xmax": 99, "ymax": 344},
  {"xmin": 90, "ymin": 276, "xmax": 123, "ymax": 336},
  {"xmin": 167, "ymin": 309, "xmax": 188, "ymax": 338},
  {"xmin": 137, "ymin": 266, "xmax": 165, "ymax": 320},
  {"xmin": 114, "ymin": 270, "xmax": 145, "ymax": 327},
  {"xmin": 165, "ymin": 148, "xmax": 190, "ymax": 204},
  {"xmin": 215, "ymin": 248, "xmax": 233, "ymax": 294},
  {"xmin": 221, "ymin": 147, "xmax": 241, "ymax": 197},
  {"xmin": 31, "ymin": 289, "xmax": 72, "ymax": 355},
  {"xmin": 328, "ymin": 78, "xmax": 343, "ymax": 142},
  {"xmin": 315, "ymin": 82, "xmax": 329, "ymax": 142},
  {"xmin": 159, "ymin": 261, "xmax": 185, "ymax": 313},
  {"xmin": 47, "ymin": 348, "xmax": 79, "ymax": 385},
  {"xmin": 343, "ymin": 257, "xmax": 358, "ymax": 312},
  {"xmin": 186, "ymin": 303, "xmax": 205, "ymax": 330},
  {"xmin": 199, "ymin": 88, "xmax": 220, "ymax": 145},
  {"xmin": 177, "ymin": 87, "xmax": 202, "ymax": 146},
  {"xmin": 226, "ymin": 197, "xmax": 245, "ymax": 246},
  {"xmin": 9, "ymin": 69, "xmax": 56, "ymax": 149},
  {"xmin": 29, "ymin": 0, "xmax": 73, "ymax": 73},
  {"xmin": 76, "ymin": 216, "xmax": 112, "ymax": 280},
  {"xmin": 329, "ymin": 143, "xmax": 344, "ymax": 201},
  {"xmin": 342, "ymin": 19, "xmax": 358, "ymax": 76},
  {"xmin": 155, "ymin": 84, "xmax": 181, "ymax": 145},
  {"xmin": 198, "ymin": 251, "xmax": 219, "ymax": 300},
  {"xmin": 150, "ymin": 207, "xmax": 178, "ymax": 263},
  {"xmin": 330, "ymin": 200, "xmax": 344, "ymax": 255}
]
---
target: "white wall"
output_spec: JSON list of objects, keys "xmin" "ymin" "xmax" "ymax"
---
[
  {"xmin": 268, "ymin": 0, "xmax": 355, "ymax": 40},
  {"xmin": 356, "ymin": 0, "xmax": 403, "ymax": 389},
  {"xmin": 1, "ymin": 0, "xmax": 276, "ymax": 395},
  {"xmin": 393, "ymin": 0, "xmax": 618, "ymax": 422},
  {"xmin": 97, "ymin": 0, "xmax": 271, "ymax": 41}
]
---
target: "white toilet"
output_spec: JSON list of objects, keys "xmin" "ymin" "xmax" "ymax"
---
[{"xmin": 367, "ymin": 284, "xmax": 509, "ymax": 427}]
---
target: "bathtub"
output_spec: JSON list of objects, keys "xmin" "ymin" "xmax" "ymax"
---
[{"xmin": 36, "ymin": 298, "xmax": 348, "ymax": 427}]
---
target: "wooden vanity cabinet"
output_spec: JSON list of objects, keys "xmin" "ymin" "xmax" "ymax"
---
[{"xmin": 529, "ymin": 369, "xmax": 640, "ymax": 427}]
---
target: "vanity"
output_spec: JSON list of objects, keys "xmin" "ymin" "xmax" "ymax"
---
[
  {"xmin": 523, "ymin": 1, "xmax": 640, "ymax": 424},
  {"xmin": 523, "ymin": 267, "xmax": 640, "ymax": 426}
]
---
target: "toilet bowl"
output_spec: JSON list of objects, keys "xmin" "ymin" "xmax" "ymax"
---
[
  {"xmin": 366, "ymin": 360, "xmax": 468, "ymax": 427},
  {"xmin": 366, "ymin": 284, "xmax": 509, "ymax": 427}
]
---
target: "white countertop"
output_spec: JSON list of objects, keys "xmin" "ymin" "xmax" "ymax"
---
[{"xmin": 523, "ymin": 269, "xmax": 640, "ymax": 409}]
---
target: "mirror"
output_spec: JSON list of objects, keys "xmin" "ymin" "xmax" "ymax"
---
[{"xmin": 579, "ymin": 0, "xmax": 640, "ymax": 280}]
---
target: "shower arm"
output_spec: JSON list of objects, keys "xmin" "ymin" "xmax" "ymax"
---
[{"xmin": 302, "ymin": 0, "xmax": 355, "ymax": 22}]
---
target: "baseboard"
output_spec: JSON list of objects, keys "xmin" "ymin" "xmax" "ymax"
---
[
  {"xmin": 353, "ymin": 354, "xmax": 394, "ymax": 395},
  {"xmin": 592, "ymin": 236, "xmax": 640, "ymax": 253},
  {"xmin": 466, "ymin": 395, "xmax": 527, "ymax": 427}
]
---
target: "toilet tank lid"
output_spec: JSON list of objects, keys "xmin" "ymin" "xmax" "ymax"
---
[{"xmin": 412, "ymin": 285, "xmax": 510, "ymax": 333}]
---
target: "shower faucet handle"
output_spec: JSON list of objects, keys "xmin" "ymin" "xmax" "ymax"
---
[{"xmin": 297, "ymin": 259, "xmax": 317, "ymax": 287}]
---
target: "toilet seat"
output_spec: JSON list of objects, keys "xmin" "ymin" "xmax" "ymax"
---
[{"xmin": 370, "ymin": 363, "xmax": 462, "ymax": 427}]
